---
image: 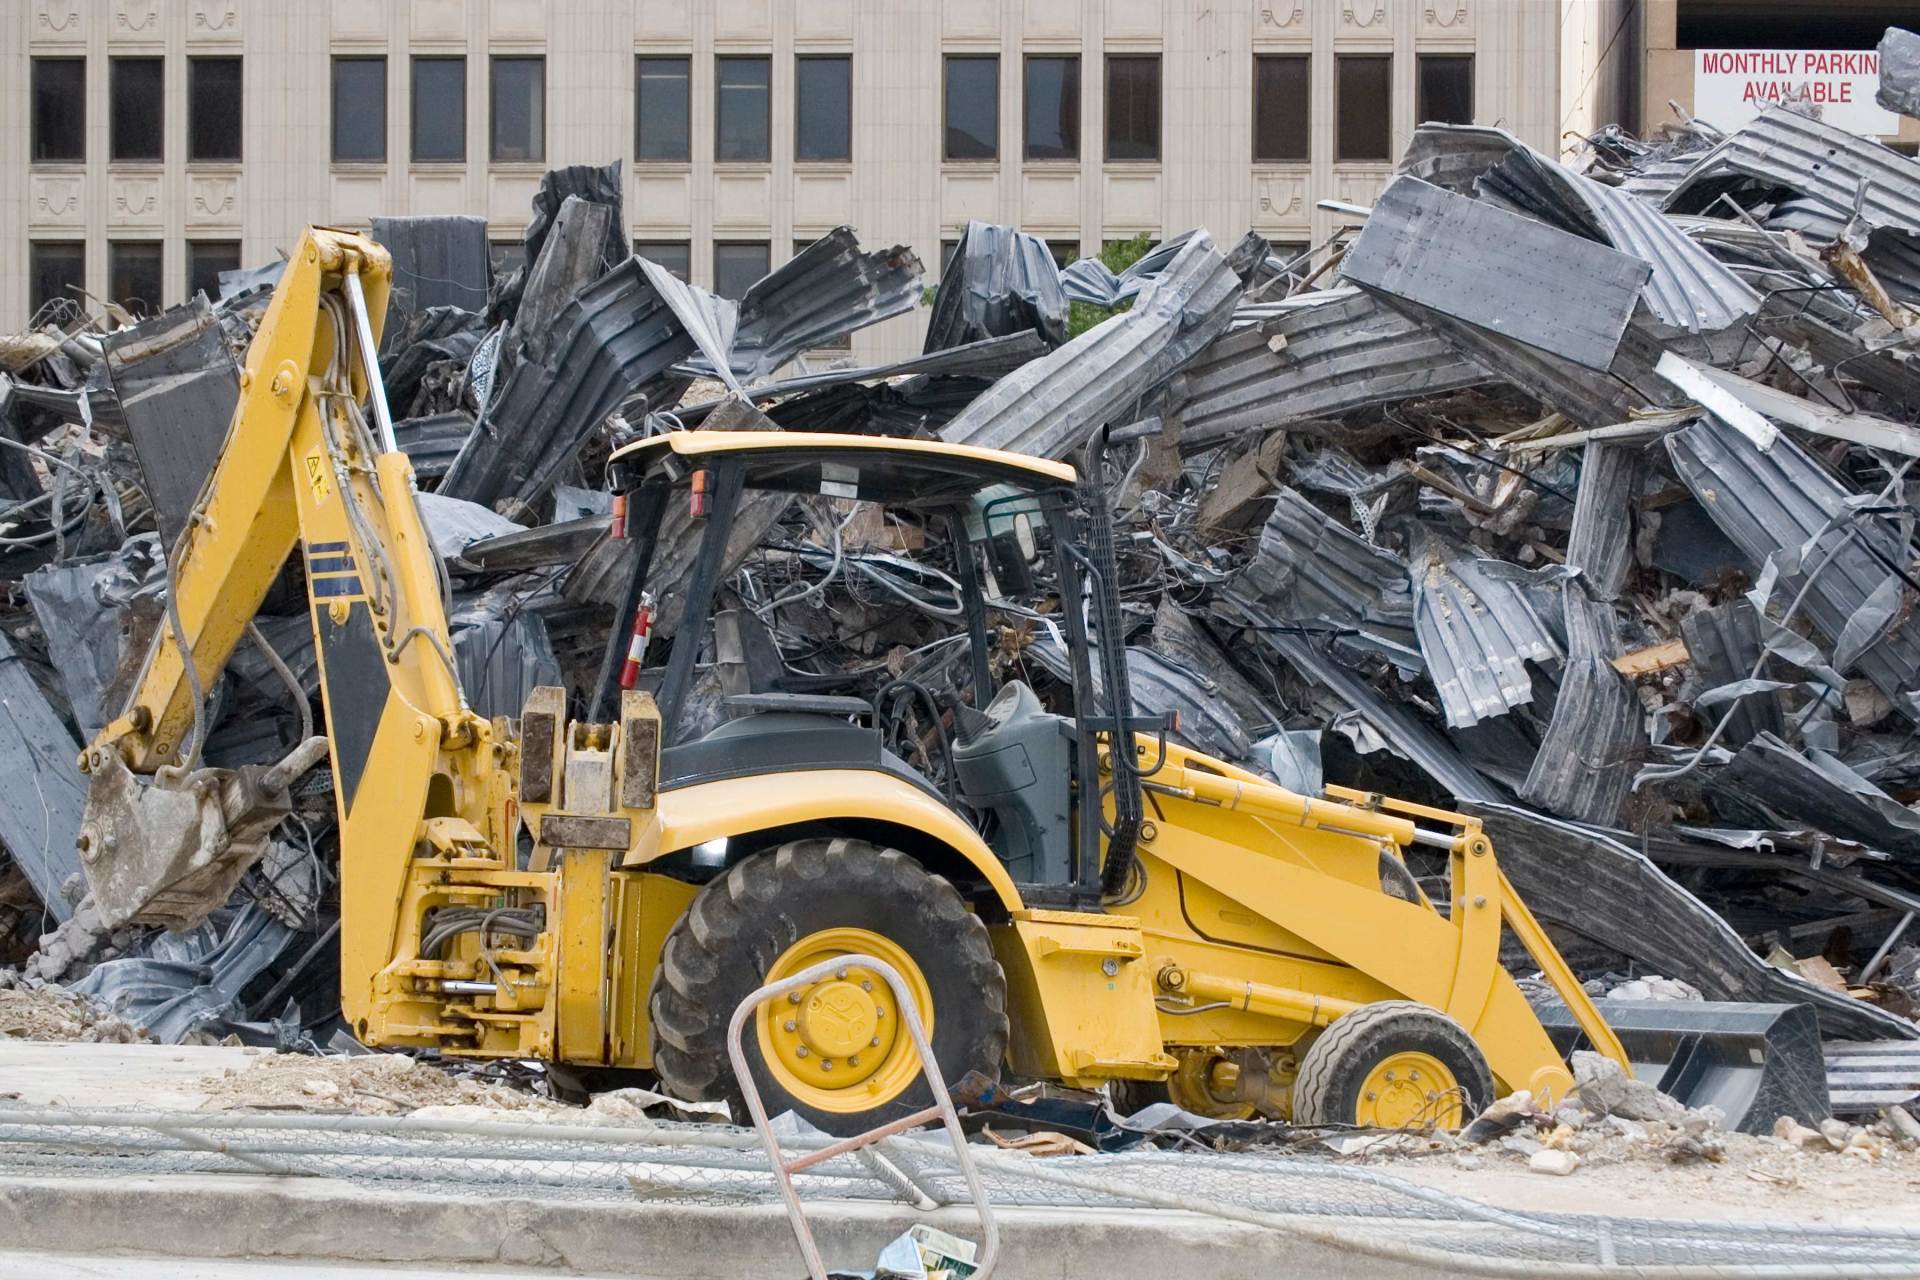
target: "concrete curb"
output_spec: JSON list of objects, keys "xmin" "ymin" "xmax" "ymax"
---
[{"xmin": 0, "ymin": 1174, "xmax": 1462, "ymax": 1278}]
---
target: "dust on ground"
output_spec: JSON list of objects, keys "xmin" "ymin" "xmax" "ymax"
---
[
  {"xmin": 0, "ymin": 985, "xmax": 143, "ymax": 1043},
  {"xmin": 194, "ymin": 1051, "xmax": 566, "ymax": 1116}
]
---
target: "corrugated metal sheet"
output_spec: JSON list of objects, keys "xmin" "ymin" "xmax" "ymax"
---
[
  {"xmin": 1059, "ymin": 231, "xmax": 1199, "ymax": 307},
  {"xmin": 439, "ymin": 257, "xmax": 701, "ymax": 512},
  {"xmin": 1478, "ymin": 142, "xmax": 1761, "ymax": 334},
  {"xmin": 1410, "ymin": 529, "xmax": 1563, "ymax": 729},
  {"xmin": 1395, "ymin": 122, "xmax": 1519, "ymax": 193},
  {"xmin": 1519, "ymin": 585, "xmax": 1639, "ymax": 824},
  {"xmin": 923, "ymin": 222, "xmax": 1067, "ymax": 351},
  {"xmin": 1564, "ymin": 441, "xmax": 1640, "ymax": 599},
  {"xmin": 371, "ymin": 214, "xmax": 490, "ymax": 324},
  {"xmin": 940, "ymin": 230, "xmax": 1247, "ymax": 459},
  {"xmin": 392, "ymin": 412, "xmax": 473, "ymax": 482},
  {"xmin": 1666, "ymin": 414, "xmax": 1920, "ymax": 715},
  {"xmin": 1238, "ymin": 486, "xmax": 1418, "ymax": 658},
  {"xmin": 1169, "ymin": 287, "xmax": 1494, "ymax": 451},
  {"xmin": 1680, "ymin": 598, "xmax": 1785, "ymax": 747},
  {"xmin": 1472, "ymin": 802, "xmax": 1915, "ymax": 1041},
  {"xmin": 729, "ymin": 227, "xmax": 924, "ymax": 380},
  {"xmin": 1343, "ymin": 176, "xmax": 1653, "ymax": 372},
  {"xmin": 1722, "ymin": 733, "xmax": 1920, "ymax": 861},
  {"xmin": 0, "ymin": 631, "xmax": 89, "ymax": 922}
]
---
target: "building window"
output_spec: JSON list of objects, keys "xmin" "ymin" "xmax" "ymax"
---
[
  {"xmin": 940, "ymin": 239, "xmax": 961, "ymax": 273},
  {"xmin": 714, "ymin": 241, "xmax": 769, "ymax": 301},
  {"xmin": 634, "ymin": 240, "xmax": 692, "ymax": 281},
  {"xmin": 110, "ymin": 58, "xmax": 164, "ymax": 163},
  {"xmin": 189, "ymin": 56, "xmax": 243, "ymax": 162},
  {"xmin": 796, "ymin": 55, "xmax": 851, "ymax": 163},
  {"xmin": 187, "ymin": 241, "xmax": 241, "ymax": 302},
  {"xmin": 490, "ymin": 56, "xmax": 545, "ymax": 162},
  {"xmin": 1104, "ymin": 55, "xmax": 1160, "ymax": 162},
  {"xmin": 332, "ymin": 57, "xmax": 387, "ymax": 163},
  {"xmin": 716, "ymin": 56, "xmax": 771, "ymax": 162},
  {"xmin": 29, "ymin": 242, "xmax": 85, "ymax": 319},
  {"xmin": 109, "ymin": 242, "xmax": 164, "ymax": 317},
  {"xmin": 1418, "ymin": 54, "xmax": 1473, "ymax": 125},
  {"xmin": 943, "ymin": 56, "xmax": 997, "ymax": 161},
  {"xmin": 412, "ymin": 57, "xmax": 466, "ymax": 162},
  {"xmin": 635, "ymin": 56, "xmax": 690, "ymax": 162},
  {"xmin": 489, "ymin": 240, "xmax": 526, "ymax": 278},
  {"xmin": 1336, "ymin": 55, "xmax": 1391, "ymax": 162},
  {"xmin": 31, "ymin": 58, "xmax": 85, "ymax": 163},
  {"xmin": 1047, "ymin": 240, "xmax": 1080, "ymax": 268},
  {"xmin": 1024, "ymin": 55, "xmax": 1080, "ymax": 162},
  {"xmin": 1253, "ymin": 54, "xmax": 1309, "ymax": 162}
]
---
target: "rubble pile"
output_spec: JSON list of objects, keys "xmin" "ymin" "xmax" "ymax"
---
[{"xmin": 3, "ymin": 102, "xmax": 1920, "ymax": 1120}]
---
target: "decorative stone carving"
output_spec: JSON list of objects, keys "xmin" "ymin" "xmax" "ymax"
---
[
  {"xmin": 114, "ymin": 0, "xmax": 160, "ymax": 34},
  {"xmin": 1341, "ymin": 0, "xmax": 1387, "ymax": 28},
  {"xmin": 32, "ymin": 176, "xmax": 85, "ymax": 224},
  {"xmin": 111, "ymin": 176, "xmax": 163, "ymax": 220},
  {"xmin": 1258, "ymin": 2, "xmax": 1305, "ymax": 29},
  {"xmin": 1255, "ymin": 178, "xmax": 1306, "ymax": 222},
  {"xmin": 190, "ymin": 175, "xmax": 240, "ymax": 223},
  {"xmin": 1423, "ymin": 1, "xmax": 1470, "ymax": 30},
  {"xmin": 34, "ymin": 0, "xmax": 82, "ymax": 36},
  {"xmin": 190, "ymin": 0, "xmax": 240, "ymax": 35}
]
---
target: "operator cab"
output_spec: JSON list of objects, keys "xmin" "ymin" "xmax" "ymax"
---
[{"xmin": 601, "ymin": 425, "xmax": 1149, "ymax": 903}]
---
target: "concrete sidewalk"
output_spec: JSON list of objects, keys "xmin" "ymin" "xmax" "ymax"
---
[{"xmin": 0, "ymin": 1173, "xmax": 1461, "ymax": 1279}]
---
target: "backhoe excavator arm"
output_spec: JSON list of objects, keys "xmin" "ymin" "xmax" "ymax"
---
[{"xmin": 76, "ymin": 228, "xmax": 490, "ymax": 949}]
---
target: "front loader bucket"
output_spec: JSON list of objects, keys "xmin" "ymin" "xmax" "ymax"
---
[{"xmin": 1535, "ymin": 999, "xmax": 1829, "ymax": 1133}]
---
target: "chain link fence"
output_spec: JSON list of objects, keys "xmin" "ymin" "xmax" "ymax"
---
[{"xmin": 3, "ymin": 1105, "xmax": 1919, "ymax": 1277}]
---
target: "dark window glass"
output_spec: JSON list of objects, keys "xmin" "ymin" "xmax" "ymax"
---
[
  {"xmin": 111, "ymin": 58, "xmax": 164, "ymax": 162},
  {"xmin": 1024, "ymin": 55, "xmax": 1080, "ymax": 161},
  {"xmin": 1253, "ymin": 54, "xmax": 1309, "ymax": 162},
  {"xmin": 714, "ymin": 241, "xmax": 769, "ymax": 301},
  {"xmin": 1418, "ymin": 54, "xmax": 1473, "ymax": 125},
  {"xmin": 489, "ymin": 56, "xmax": 545, "ymax": 162},
  {"xmin": 1104, "ymin": 55, "xmax": 1160, "ymax": 162},
  {"xmin": 940, "ymin": 239, "xmax": 960, "ymax": 273},
  {"xmin": 29, "ymin": 242, "xmax": 85, "ymax": 318},
  {"xmin": 1336, "ymin": 55, "xmax": 1391, "ymax": 162},
  {"xmin": 412, "ymin": 57, "xmax": 466, "ymax": 162},
  {"xmin": 1047, "ymin": 240, "xmax": 1080, "ymax": 268},
  {"xmin": 944, "ymin": 56, "xmax": 997, "ymax": 161},
  {"xmin": 795, "ymin": 55, "xmax": 851, "ymax": 162},
  {"xmin": 331, "ymin": 56, "xmax": 386, "ymax": 162},
  {"xmin": 634, "ymin": 239, "xmax": 691, "ymax": 281},
  {"xmin": 489, "ymin": 239, "xmax": 526, "ymax": 277},
  {"xmin": 716, "ymin": 56, "xmax": 771, "ymax": 162},
  {"xmin": 187, "ymin": 240, "xmax": 241, "ymax": 301},
  {"xmin": 109, "ymin": 241, "xmax": 164, "ymax": 316},
  {"xmin": 32, "ymin": 58, "xmax": 85, "ymax": 163},
  {"xmin": 189, "ymin": 56, "xmax": 243, "ymax": 162},
  {"xmin": 635, "ymin": 56, "xmax": 690, "ymax": 161}
]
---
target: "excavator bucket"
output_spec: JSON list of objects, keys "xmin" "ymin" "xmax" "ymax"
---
[{"xmin": 1536, "ymin": 999, "xmax": 1830, "ymax": 1134}]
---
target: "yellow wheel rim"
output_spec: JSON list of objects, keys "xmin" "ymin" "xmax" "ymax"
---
[
  {"xmin": 756, "ymin": 927, "xmax": 933, "ymax": 1115},
  {"xmin": 1354, "ymin": 1051, "xmax": 1462, "ymax": 1129}
]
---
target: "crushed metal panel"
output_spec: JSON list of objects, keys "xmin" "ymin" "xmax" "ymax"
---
[
  {"xmin": 923, "ymin": 221, "xmax": 1068, "ymax": 351},
  {"xmin": 1342, "ymin": 176, "xmax": 1653, "ymax": 372},
  {"xmin": 1519, "ymin": 585, "xmax": 1640, "ymax": 825},
  {"xmin": 729, "ymin": 228, "xmax": 924, "ymax": 380},
  {"xmin": 1409, "ymin": 529, "xmax": 1562, "ymax": 729},
  {"xmin": 1683, "ymin": 358, "xmax": 1920, "ymax": 458},
  {"xmin": 1563, "ymin": 441, "xmax": 1640, "ymax": 600},
  {"xmin": 100, "ymin": 297, "xmax": 241, "ymax": 548},
  {"xmin": 939, "ymin": 230, "xmax": 1247, "ymax": 459},
  {"xmin": 371, "ymin": 214, "xmax": 491, "ymax": 326},
  {"xmin": 0, "ymin": 631, "xmax": 90, "ymax": 923},
  {"xmin": 439, "ymin": 257, "xmax": 701, "ymax": 513},
  {"xmin": 1880, "ymin": 26, "xmax": 1920, "ymax": 119},
  {"xmin": 71, "ymin": 900, "xmax": 300, "ymax": 1043},
  {"xmin": 23, "ymin": 535, "xmax": 167, "ymax": 742},
  {"xmin": 1722, "ymin": 733, "xmax": 1920, "ymax": 861},
  {"xmin": 1666, "ymin": 414, "xmax": 1920, "ymax": 714},
  {"xmin": 449, "ymin": 602, "xmax": 565, "ymax": 722},
  {"xmin": 1239, "ymin": 487, "xmax": 1419, "ymax": 659},
  {"xmin": 1170, "ymin": 288, "xmax": 1495, "ymax": 452},
  {"xmin": 1679, "ymin": 599, "xmax": 1786, "ymax": 747},
  {"xmin": 392, "ymin": 412, "xmax": 474, "ymax": 483},
  {"xmin": 1472, "ymin": 802, "xmax": 1917, "ymax": 1041}
]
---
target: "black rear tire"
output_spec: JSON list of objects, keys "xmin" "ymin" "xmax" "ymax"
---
[{"xmin": 649, "ymin": 836, "xmax": 1009, "ymax": 1136}]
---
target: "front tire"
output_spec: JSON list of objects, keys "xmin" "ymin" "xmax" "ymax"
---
[
  {"xmin": 1292, "ymin": 1000, "xmax": 1494, "ymax": 1130},
  {"xmin": 649, "ymin": 836, "xmax": 1009, "ymax": 1136}
]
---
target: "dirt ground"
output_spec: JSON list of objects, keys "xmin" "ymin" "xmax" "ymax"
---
[
  {"xmin": 193, "ymin": 1051, "xmax": 561, "ymax": 1116},
  {"xmin": 0, "ymin": 985, "xmax": 142, "ymax": 1043}
]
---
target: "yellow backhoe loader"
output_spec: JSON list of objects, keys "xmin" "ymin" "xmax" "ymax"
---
[{"xmin": 76, "ymin": 227, "xmax": 1650, "ymax": 1134}]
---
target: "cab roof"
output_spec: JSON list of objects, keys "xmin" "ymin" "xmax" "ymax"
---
[{"xmin": 610, "ymin": 431, "xmax": 1078, "ymax": 501}]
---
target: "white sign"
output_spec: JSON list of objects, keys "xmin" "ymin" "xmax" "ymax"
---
[{"xmin": 1694, "ymin": 49, "xmax": 1900, "ymax": 137}]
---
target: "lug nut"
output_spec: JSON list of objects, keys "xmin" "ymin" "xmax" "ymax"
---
[
  {"xmin": 848, "ymin": 1056, "xmax": 860, "ymax": 1068},
  {"xmin": 794, "ymin": 1046, "xmax": 808, "ymax": 1057},
  {"xmin": 870, "ymin": 1037, "xmax": 881, "ymax": 1048},
  {"xmin": 788, "ymin": 991, "xmax": 802, "ymax": 1004},
  {"xmin": 821, "ymin": 1060, "xmax": 833, "ymax": 1071},
  {"xmin": 860, "ymin": 979, "xmax": 873, "ymax": 992},
  {"xmin": 784, "ymin": 1020, "xmax": 797, "ymax": 1033},
  {"xmin": 836, "ymin": 967, "xmax": 849, "ymax": 980}
]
